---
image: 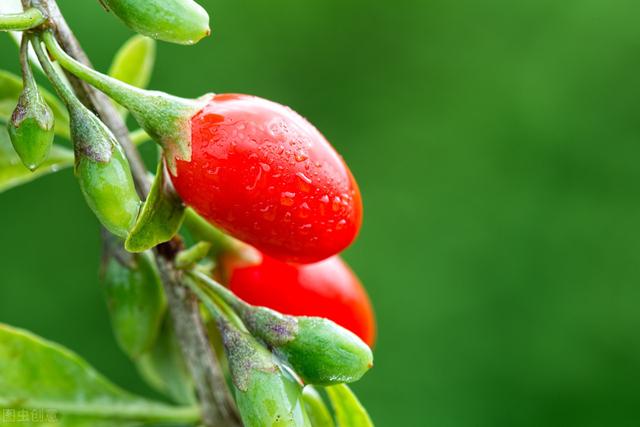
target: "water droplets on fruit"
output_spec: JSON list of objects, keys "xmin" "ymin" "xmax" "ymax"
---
[
  {"xmin": 332, "ymin": 196, "xmax": 342, "ymax": 212},
  {"xmin": 280, "ymin": 192, "xmax": 296, "ymax": 206}
]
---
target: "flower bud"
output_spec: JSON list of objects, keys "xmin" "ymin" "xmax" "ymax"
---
[
  {"xmin": 100, "ymin": 0, "xmax": 210, "ymax": 45},
  {"xmin": 244, "ymin": 307, "xmax": 373, "ymax": 386},
  {"xmin": 101, "ymin": 244, "xmax": 166, "ymax": 358},
  {"xmin": 70, "ymin": 105, "xmax": 141, "ymax": 238},
  {"xmin": 217, "ymin": 318, "xmax": 312, "ymax": 427},
  {"xmin": 9, "ymin": 40, "xmax": 55, "ymax": 171},
  {"xmin": 192, "ymin": 271, "xmax": 373, "ymax": 386}
]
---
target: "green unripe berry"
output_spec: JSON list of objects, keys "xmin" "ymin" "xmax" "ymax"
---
[{"xmin": 100, "ymin": 0, "xmax": 210, "ymax": 45}]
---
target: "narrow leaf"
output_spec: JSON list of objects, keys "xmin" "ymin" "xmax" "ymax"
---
[
  {"xmin": 108, "ymin": 35, "xmax": 156, "ymax": 117},
  {"xmin": 0, "ymin": 70, "xmax": 70, "ymax": 138},
  {"xmin": 303, "ymin": 386, "xmax": 336, "ymax": 427},
  {"xmin": 125, "ymin": 160, "xmax": 185, "ymax": 252},
  {"xmin": 326, "ymin": 384, "xmax": 374, "ymax": 427},
  {"xmin": 0, "ymin": 127, "xmax": 73, "ymax": 194},
  {"xmin": 0, "ymin": 323, "xmax": 200, "ymax": 425}
]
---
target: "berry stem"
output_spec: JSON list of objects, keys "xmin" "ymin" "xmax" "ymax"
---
[
  {"xmin": 187, "ymin": 270, "xmax": 251, "ymax": 318},
  {"xmin": 0, "ymin": 8, "xmax": 45, "ymax": 31},
  {"xmin": 32, "ymin": 35, "xmax": 84, "ymax": 111}
]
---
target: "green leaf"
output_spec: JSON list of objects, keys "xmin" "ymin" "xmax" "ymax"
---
[
  {"xmin": 325, "ymin": 385, "xmax": 374, "ymax": 427},
  {"xmin": 125, "ymin": 160, "xmax": 185, "ymax": 252},
  {"xmin": 0, "ymin": 70, "xmax": 70, "ymax": 138},
  {"xmin": 0, "ymin": 323, "xmax": 200, "ymax": 426},
  {"xmin": 108, "ymin": 35, "xmax": 156, "ymax": 117},
  {"xmin": 0, "ymin": 127, "xmax": 74, "ymax": 194},
  {"xmin": 303, "ymin": 386, "xmax": 335, "ymax": 427},
  {"xmin": 136, "ymin": 316, "xmax": 196, "ymax": 406}
]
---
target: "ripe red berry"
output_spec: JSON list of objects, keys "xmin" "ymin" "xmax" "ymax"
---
[
  {"xmin": 170, "ymin": 94, "xmax": 362, "ymax": 264},
  {"xmin": 224, "ymin": 253, "xmax": 376, "ymax": 346}
]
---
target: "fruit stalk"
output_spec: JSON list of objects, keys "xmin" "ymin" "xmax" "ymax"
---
[
  {"xmin": 29, "ymin": 1, "xmax": 240, "ymax": 425},
  {"xmin": 0, "ymin": 8, "xmax": 45, "ymax": 31}
]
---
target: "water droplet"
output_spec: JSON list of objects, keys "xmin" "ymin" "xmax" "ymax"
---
[
  {"xmin": 320, "ymin": 195, "xmax": 330, "ymax": 203},
  {"xmin": 296, "ymin": 172, "xmax": 312, "ymax": 184},
  {"xmin": 299, "ymin": 202, "xmax": 310, "ymax": 218},
  {"xmin": 295, "ymin": 151, "xmax": 309, "ymax": 162},
  {"xmin": 336, "ymin": 219, "xmax": 347, "ymax": 230},
  {"xmin": 261, "ymin": 206, "xmax": 276, "ymax": 222},
  {"xmin": 280, "ymin": 192, "xmax": 296, "ymax": 206},
  {"xmin": 332, "ymin": 196, "xmax": 341, "ymax": 212}
]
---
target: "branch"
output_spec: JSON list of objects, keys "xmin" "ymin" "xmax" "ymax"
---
[{"xmin": 29, "ymin": 1, "xmax": 239, "ymax": 425}]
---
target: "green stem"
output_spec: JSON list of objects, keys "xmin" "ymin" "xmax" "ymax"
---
[
  {"xmin": 188, "ymin": 270, "xmax": 249, "ymax": 316},
  {"xmin": 31, "ymin": 34, "xmax": 83, "ymax": 111},
  {"xmin": 19, "ymin": 33, "xmax": 36, "ymax": 91},
  {"xmin": 186, "ymin": 273, "xmax": 246, "ymax": 330},
  {"xmin": 0, "ymin": 8, "xmax": 45, "ymax": 31},
  {"xmin": 130, "ymin": 128, "xmax": 151, "ymax": 146},
  {"xmin": 41, "ymin": 31, "xmax": 148, "ymax": 108},
  {"xmin": 183, "ymin": 209, "xmax": 239, "ymax": 258}
]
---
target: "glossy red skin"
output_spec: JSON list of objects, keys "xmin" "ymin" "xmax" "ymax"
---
[
  {"xmin": 226, "ymin": 253, "xmax": 376, "ymax": 346},
  {"xmin": 171, "ymin": 94, "xmax": 362, "ymax": 264}
]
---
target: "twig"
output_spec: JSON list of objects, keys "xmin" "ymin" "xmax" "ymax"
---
[{"xmin": 28, "ymin": 1, "xmax": 239, "ymax": 425}]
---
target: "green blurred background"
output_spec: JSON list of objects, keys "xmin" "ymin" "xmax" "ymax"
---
[{"xmin": 3, "ymin": 0, "xmax": 640, "ymax": 425}]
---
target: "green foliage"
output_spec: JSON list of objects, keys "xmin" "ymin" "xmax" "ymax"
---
[
  {"xmin": 124, "ymin": 159, "xmax": 185, "ymax": 252},
  {"xmin": 302, "ymin": 387, "xmax": 335, "ymax": 427},
  {"xmin": 325, "ymin": 385, "xmax": 373, "ymax": 427},
  {"xmin": 0, "ymin": 126, "xmax": 73, "ymax": 193},
  {"xmin": 0, "ymin": 323, "xmax": 200, "ymax": 425},
  {"xmin": 108, "ymin": 35, "xmax": 156, "ymax": 116}
]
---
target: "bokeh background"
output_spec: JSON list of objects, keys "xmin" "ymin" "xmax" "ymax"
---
[{"xmin": 2, "ymin": 0, "xmax": 640, "ymax": 425}]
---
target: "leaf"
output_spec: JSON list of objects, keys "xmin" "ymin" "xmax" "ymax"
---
[
  {"xmin": 108, "ymin": 35, "xmax": 156, "ymax": 117},
  {"xmin": 0, "ymin": 127, "xmax": 74, "ymax": 194},
  {"xmin": 125, "ymin": 160, "xmax": 185, "ymax": 252},
  {"xmin": 0, "ymin": 323, "xmax": 200, "ymax": 426},
  {"xmin": 0, "ymin": 70, "xmax": 70, "ymax": 138},
  {"xmin": 303, "ymin": 386, "xmax": 336, "ymax": 427},
  {"xmin": 136, "ymin": 317, "xmax": 196, "ymax": 406},
  {"xmin": 325, "ymin": 384, "xmax": 374, "ymax": 427}
]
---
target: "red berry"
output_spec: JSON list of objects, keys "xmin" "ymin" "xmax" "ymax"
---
[
  {"xmin": 225, "ymin": 253, "xmax": 376, "ymax": 346},
  {"xmin": 170, "ymin": 94, "xmax": 362, "ymax": 264}
]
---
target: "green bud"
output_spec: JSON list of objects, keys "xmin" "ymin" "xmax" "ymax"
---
[
  {"xmin": 244, "ymin": 307, "xmax": 373, "ymax": 386},
  {"xmin": 9, "ymin": 38, "xmax": 55, "ymax": 171},
  {"xmin": 101, "ymin": 243, "xmax": 166, "ymax": 358},
  {"xmin": 217, "ymin": 318, "xmax": 312, "ymax": 427},
  {"xmin": 192, "ymin": 272, "xmax": 373, "ymax": 386},
  {"xmin": 100, "ymin": 0, "xmax": 210, "ymax": 45},
  {"xmin": 70, "ymin": 104, "xmax": 141, "ymax": 238},
  {"xmin": 302, "ymin": 387, "xmax": 335, "ymax": 427}
]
